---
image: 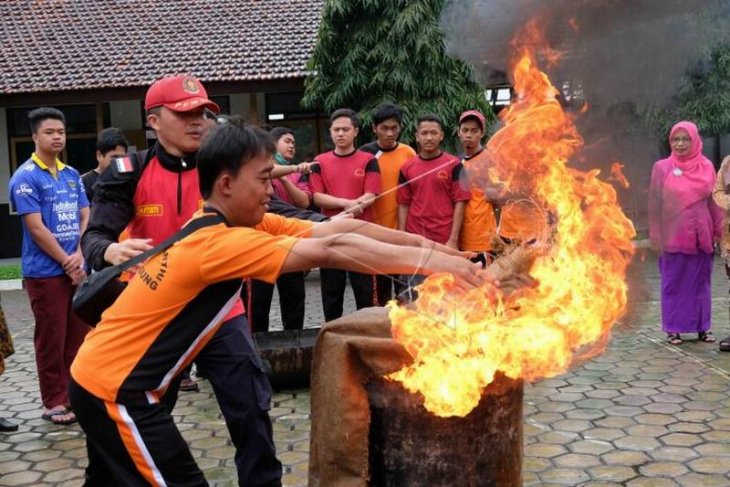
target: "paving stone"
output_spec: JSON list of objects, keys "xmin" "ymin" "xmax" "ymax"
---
[
  {"xmin": 675, "ymin": 473, "xmax": 730, "ymax": 486},
  {"xmin": 666, "ymin": 422, "xmax": 710, "ymax": 434},
  {"xmin": 523, "ymin": 443, "xmax": 568, "ymax": 458},
  {"xmin": 601, "ymin": 450, "xmax": 650, "ymax": 466},
  {"xmin": 552, "ymin": 419, "xmax": 593, "ymax": 433},
  {"xmin": 564, "ymin": 408, "xmax": 606, "ymax": 420},
  {"xmin": 553, "ymin": 453, "xmax": 601, "ymax": 468},
  {"xmin": 538, "ymin": 431, "xmax": 579, "ymax": 444},
  {"xmin": 694, "ymin": 442, "xmax": 730, "ymax": 457},
  {"xmin": 0, "ymin": 470, "xmax": 43, "ymax": 485},
  {"xmin": 589, "ymin": 465, "xmax": 637, "ymax": 483},
  {"xmin": 639, "ymin": 461, "xmax": 689, "ymax": 478},
  {"xmin": 673, "ymin": 410, "xmax": 715, "ymax": 422},
  {"xmin": 687, "ymin": 456, "xmax": 729, "ymax": 474},
  {"xmin": 649, "ymin": 446, "xmax": 700, "ymax": 462},
  {"xmin": 539, "ymin": 467, "xmax": 591, "ymax": 485},
  {"xmin": 583, "ymin": 427, "xmax": 628, "ymax": 441},
  {"xmin": 659, "ymin": 432, "xmax": 703, "ymax": 447},
  {"xmin": 523, "ymin": 456, "xmax": 553, "ymax": 473},
  {"xmin": 626, "ymin": 424, "xmax": 670, "ymax": 437},
  {"xmin": 635, "ymin": 413, "xmax": 677, "ymax": 426},
  {"xmin": 613, "ymin": 435, "xmax": 662, "ymax": 452}
]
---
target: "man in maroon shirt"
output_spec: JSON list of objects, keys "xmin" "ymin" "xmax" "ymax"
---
[
  {"xmin": 309, "ymin": 109, "xmax": 382, "ymax": 320},
  {"xmin": 397, "ymin": 113, "xmax": 471, "ymax": 299}
]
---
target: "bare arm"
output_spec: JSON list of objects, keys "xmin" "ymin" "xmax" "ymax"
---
[
  {"xmin": 398, "ymin": 204, "xmax": 409, "ymax": 231},
  {"xmin": 280, "ymin": 233, "xmax": 484, "ymax": 288},
  {"xmin": 313, "ymin": 192, "xmax": 360, "ymax": 214},
  {"xmin": 311, "ymin": 218, "xmax": 469, "ymax": 258},
  {"xmin": 447, "ymin": 201, "xmax": 467, "ymax": 249},
  {"xmin": 280, "ymin": 177, "xmax": 311, "ymax": 209},
  {"xmin": 355, "ymin": 192, "xmax": 377, "ymax": 209}
]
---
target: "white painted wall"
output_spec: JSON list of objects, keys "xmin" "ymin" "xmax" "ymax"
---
[{"xmin": 0, "ymin": 109, "xmax": 10, "ymax": 203}]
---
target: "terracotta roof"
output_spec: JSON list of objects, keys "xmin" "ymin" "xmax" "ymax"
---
[{"xmin": 0, "ymin": 0, "xmax": 323, "ymax": 94}]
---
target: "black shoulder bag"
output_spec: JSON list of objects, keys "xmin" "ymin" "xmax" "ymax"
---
[{"xmin": 73, "ymin": 214, "xmax": 223, "ymax": 326}]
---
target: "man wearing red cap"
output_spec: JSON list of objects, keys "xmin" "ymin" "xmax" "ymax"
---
[{"xmin": 81, "ymin": 75, "xmax": 319, "ymax": 486}]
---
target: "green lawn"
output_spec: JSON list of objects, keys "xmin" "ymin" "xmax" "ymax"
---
[{"xmin": 0, "ymin": 264, "xmax": 22, "ymax": 280}]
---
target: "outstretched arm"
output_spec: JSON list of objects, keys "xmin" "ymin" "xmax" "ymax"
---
[
  {"xmin": 280, "ymin": 233, "xmax": 484, "ymax": 288},
  {"xmin": 310, "ymin": 217, "xmax": 469, "ymax": 258}
]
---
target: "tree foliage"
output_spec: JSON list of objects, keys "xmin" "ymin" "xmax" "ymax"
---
[
  {"xmin": 675, "ymin": 44, "xmax": 730, "ymax": 135},
  {"xmin": 302, "ymin": 0, "xmax": 494, "ymax": 150}
]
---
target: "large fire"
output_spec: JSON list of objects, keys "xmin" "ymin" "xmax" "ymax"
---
[{"xmin": 387, "ymin": 23, "xmax": 636, "ymax": 417}]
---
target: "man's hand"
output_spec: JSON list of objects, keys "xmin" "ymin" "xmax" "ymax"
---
[
  {"xmin": 342, "ymin": 199, "xmax": 363, "ymax": 216},
  {"xmin": 296, "ymin": 162, "xmax": 314, "ymax": 174},
  {"xmin": 62, "ymin": 250, "xmax": 84, "ymax": 274},
  {"xmin": 68, "ymin": 267, "xmax": 87, "ymax": 286},
  {"xmin": 104, "ymin": 238, "xmax": 154, "ymax": 266}
]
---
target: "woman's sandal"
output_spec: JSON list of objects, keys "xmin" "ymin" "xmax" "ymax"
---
[
  {"xmin": 720, "ymin": 336, "xmax": 730, "ymax": 352},
  {"xmin": 667, "ymin": 333, "xmax": 682, "ymax": 345},
  {"xmin": 698, "ymin": 331, "xmax": 716, "ymax": 343}
]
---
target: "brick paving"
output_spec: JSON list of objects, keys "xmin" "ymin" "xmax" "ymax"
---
[{"xmin": 1, "ymin": 255, "xmax": 730, "ymax": 486}]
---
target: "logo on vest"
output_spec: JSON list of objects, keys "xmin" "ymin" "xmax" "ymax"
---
[
  {"xmin": 136, "ymin": 204, "xmax": 163, "ymax": 216},
  {"xmin": 437, "ymin": 170, "xmax": 449, "ymax": 181},
  {"xmin": 354, "ymin": 168, "xmax": 365, "ymax": 177}
]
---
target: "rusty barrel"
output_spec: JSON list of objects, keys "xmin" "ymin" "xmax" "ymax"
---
[
  {"xmin": 366, "ymin": 373, "xmax": 523, "ymax": 487},
  {"xmin": 253, "ymin": 328, "xmax": 320, "ymax": 390}
]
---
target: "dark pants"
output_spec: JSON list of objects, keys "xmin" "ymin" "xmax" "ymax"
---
[
  {"xmin": 320, "ymin": 269, "xmax": 376, "ymax": 321},
  {"xmin": 375, "ymin": 274, "xmax": 407, "ymax": 306},
  {"xmin": 70, "ymin": 378, "xmax": 207, "ymax": 487},
  {"xmin": 25, "ymin": 275, "xmax": 89, "ymax": 409},
  {"xmin": 249, "ymin": 272, "xmax": 306, "ymax": 332},
  {"xmin": 76, "ymin": 315, "xmax": 282, "ymax": 487}
]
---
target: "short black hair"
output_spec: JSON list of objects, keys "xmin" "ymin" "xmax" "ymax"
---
[
  {"xmin": 270, "ymin": 126, "xmax": 294, "ymax": 142},
  {"xmin": 372, "ymin": 103, "xmax": 404, "ymax": 126},
  {"xmin": 28, "ymin": 107, "xmax": 65, "ymax": 134},
  {"xmin": 96, "ymin": 127, "xmax": 129, "ymax": 155},
  {"xmin": 197, "ymin": 116, "xmax": 276, "ymax": 199},
  {"xmin": 416, "ymin": 113, "xmax": 443, "ymax": 130},
  {"xmin": 329, "ymin": 108, "xmax": 360, "ymax": 129}
]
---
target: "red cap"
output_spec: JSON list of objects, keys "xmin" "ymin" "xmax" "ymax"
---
[
  {"xmin": 459, "ymin": 110, "xmax": 486, "ymax": 129},
  {"xmin": 144, "ymin": 75, "xmax": 220, "ymax": 113}
]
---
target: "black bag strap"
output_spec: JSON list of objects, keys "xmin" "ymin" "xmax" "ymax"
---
[{"xmin": 117, "ymin": 213, "xmax": 224, "ymax": 272}]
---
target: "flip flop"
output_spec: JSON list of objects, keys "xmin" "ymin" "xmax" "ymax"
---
[
  {"xmin": 698, "ymin": 331, "xmax": 716, "ymax": 343},
  {"xmin": 41, "ymin": 409, "xmax": 77, "ymax": 425},
  {"xmin": 667, "ymin": 333, "xmax": 682, "ymax": 346},
  {"xmin": 720, "ymin": 336, "xmax": 730, "ymax": 352}
]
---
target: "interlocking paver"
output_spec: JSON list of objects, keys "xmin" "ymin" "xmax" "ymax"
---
[
  {"xmin": 588, "ymin": 465, "xmax": 637, "ymax": 483},
  {"xmin": 638, "ymin": 461, "xmax": 689, "ymax": 477}
]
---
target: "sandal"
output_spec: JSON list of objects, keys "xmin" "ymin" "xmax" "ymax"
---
[
  {"xmin": 698, "ymin": 331, "xmax": 716, "ymax": 343},
  {"xmin": 41, "ymin": 409, "xmax": 77, "ymax": 425},
  {"xmin": 719, "ymin": 336, "xmax": 730, "ymax": 352},
  {"xmin": 667, "ymin": 333, "xmax": 682, "ymax": 345}
]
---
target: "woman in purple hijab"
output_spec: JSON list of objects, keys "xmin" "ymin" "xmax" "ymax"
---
[{"xmin": 649, "ymin": 121, "xmax": 722, "ymax": 345}]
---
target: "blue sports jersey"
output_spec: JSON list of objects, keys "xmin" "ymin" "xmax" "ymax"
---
[{"xmin": 8, "ymin": 154, "xmax": 89, "ymax": 278}]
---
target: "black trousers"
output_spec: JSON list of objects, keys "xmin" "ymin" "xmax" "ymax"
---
[
  {"xmin": 249, "ymin": 272, "xmax": 306, "ymax": 332},
  {"xmin": 320, "ymin": 269, "xmax": 376, "ymax": 321},
  {"xmin": 73, "ymin": 315, "xmax": 282, "ymax": 487},
  {"xmin": 375, "ymin": 274, "xmax": 407, "ymax": 306}
]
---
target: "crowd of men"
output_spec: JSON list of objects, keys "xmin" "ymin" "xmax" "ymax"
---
[{"xmin": 6, "ymin": 74, "xmax": 534, "ymax": 485}]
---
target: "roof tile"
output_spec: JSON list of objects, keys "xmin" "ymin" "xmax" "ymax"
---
[{"xmin": 0, "ymin": 0, "xmax": 323, "ymax": 94}]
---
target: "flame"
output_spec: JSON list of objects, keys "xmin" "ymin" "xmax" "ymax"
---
[
  {"xmin": 610, "ymin": 161, "xmax": 630, "ymax": 189},
  {"xmin": 387, "ymin": 22, "xmax": 636, "ymax": 417}
]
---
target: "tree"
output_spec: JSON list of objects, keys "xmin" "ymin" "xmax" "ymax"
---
[
  {"xmin": 302, "ymin": 0, "xmax": 494, "ymax": 150},
  {"xmin": 675, "ymin": 44, "xmax": 730, "ymax": 135}
]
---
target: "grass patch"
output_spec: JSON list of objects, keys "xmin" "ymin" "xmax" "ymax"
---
[{"xmin": 0, "ymin": 264, "xmax": 22, "ymax": 280}]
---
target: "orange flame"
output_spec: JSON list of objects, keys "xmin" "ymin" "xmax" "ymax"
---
[
  {"xmin": 610, "ymin": 161, "xmax": 631, "ymax": 189},
  {"xmin": 387, "ymin": 22, "xmax": 636, "ymax": 417}
]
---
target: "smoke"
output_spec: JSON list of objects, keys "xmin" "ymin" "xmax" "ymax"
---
[
  {"xmin": 442, "ymin": 0, "xmax": 730, "ymax": 109},
  {"xmin": 441, "ymin": 0, "xmax": 730, "ymax": 234}
]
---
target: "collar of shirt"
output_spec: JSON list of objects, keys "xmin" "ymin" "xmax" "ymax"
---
[{"xmin": 31, "ymin": 152, "xmax": 66, "ymax": 174}]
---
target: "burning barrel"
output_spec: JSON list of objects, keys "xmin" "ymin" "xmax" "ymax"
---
[{"xmin": 308, "ymin": 307, "xmax": 523, "ymax": 487}]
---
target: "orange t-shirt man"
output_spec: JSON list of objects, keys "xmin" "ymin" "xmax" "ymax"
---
[
  {"xmin": 360, "ymin": 142, "xmax": 416, "ymax": 229},
  {"xmin": 71, "ymin": 213, "xmax": 312, "ymax": 404}
]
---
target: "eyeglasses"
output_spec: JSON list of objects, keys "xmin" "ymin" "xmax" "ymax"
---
[{"xmin": 670, "ymin": 136, "xmax": 691, "ymax": 144}]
